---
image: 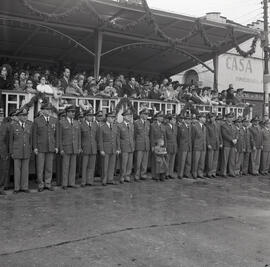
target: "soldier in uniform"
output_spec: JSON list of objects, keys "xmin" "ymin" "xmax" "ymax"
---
[
  {"xmin": 164, "ymin": 114, "xmax": 177, "ymax": 179},
  {"xmin": 260, "ymin": 119, "xmax": 270, "ymax": 175},
  {"xmin": 177, "ymin": 114, "xmax": 192, "ymax": 179},
  {"xmin": 57, "ymin": 105, "xmax": 81, "ymax": 189},
  {"xmin": 150, "ymin": 111, "xmax": 166, "ymax": 180},
  {"xmin": 55, "ymin": 110, "xmax": 66, "ymax": 186},
  {"xmin": 191, "ymin": 113, "xmax": 207, "ymax": 179},
  {"xmin": 220, "ymin": 113, "xmax": 238, "ymax": 177},
  {"xmin": 249, "ymin": 116, "xmax": 263, "ymax": 176},
  {"xmin": 242, "ymin": 118, "xmax": 252, "ymax": 175},
  {"xmin": 32, "ymin": 103, "xmax": 58, "ymax": 191},
  {"xmin": 134, "ymin": 108, "xmax": 150, "ymax": 182},
  {"xmin": 234, "ymin": 117, "xmax": 245, "ymax": 176},
  {"xmin": 80, "ymin": 109, "xmax": 98, "ymax": 186},
  {"xmin": 98, "ymin": 111, "xmax": 120, "ymax": 185},
  {"xmin": 0, "ymin": 116, "xmax": 11, "ymax": 195},
  {"xmin": 9, "ymin": 109, "xmax": 32, "ymax": 193},
  {"xmin": 118, "ymin": 110, "xmax": 134, "ymax": 183},
  {"xmin": 205, "ymin": 113, "xmax": 222, "ymax": 178}
]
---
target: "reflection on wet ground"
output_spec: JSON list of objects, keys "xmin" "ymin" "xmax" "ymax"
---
[{"xmin": 0, "ymin": 175, "xmax": 270, "ymax": 266}]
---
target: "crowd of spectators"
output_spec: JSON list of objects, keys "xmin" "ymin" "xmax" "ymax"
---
[{"xmin": 0, "ymin": 61, "xmax": 247, "ymax": 110}]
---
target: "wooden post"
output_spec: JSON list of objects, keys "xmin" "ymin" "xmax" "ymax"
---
[
  {"xmin": 213, "ymin": 53, "xmax": 219, "ymax": 91},
  {"xmin": 94, "ymin": 30, "xmax": 103, "ymax": 80}
]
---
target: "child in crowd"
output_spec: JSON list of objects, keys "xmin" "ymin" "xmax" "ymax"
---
[{"xmin": 153, "ymin": 138, "xmax": 168, "ymax": 181}]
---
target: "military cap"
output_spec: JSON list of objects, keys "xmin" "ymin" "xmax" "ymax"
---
[
  {"xmin": 206, "ymin": 112, "xmax": 216, "ymax": 119},
  {"xmin": 234, "ymin": 117, "xmax": 243, "ymax": 123},
  {"xmin": 251, "ymin": 116, "xmax": 260, "ymax": 123},
  {"xmin": 197, "ymin": 112, "xmax": 206, "ymax": 118},
  {"xmin": 215, "ymin": 115, "xmax": 223, "ymax": 121},
  {"xmin": 139, "ymin": 108, "xmax": 149, "ymax": 115},
  {"xmin": 65, "ymin": 105, "xmax": 76, "ymax": 112},
  {"xmin": 122, "ymin": 110, "xmax": 132, "ymax": 116},
  {"xmin": 58, "ymin": 109, "xmax": 66, "ymax": 117},
  {"xmin": 242, "ymin": 117, "xmax": 250, "ymax": 123},
  {"xmin": 84, "ymin": 109, "xmax": 95, "ymax": 116},
  {"xmin": 95, "ymin": 110, "xmax": 103, "ymax": 117},
  {"xmin": 77, "ymin": 112, "xmax": 84, "ymax": 119},
  {"xmin": 9, "ymin": 109, "xmax": 18, "ymax": 117},
  {"xmin": 153, "ymin": 111, "xmax": 164, "ymax": 119},
  {"xmin": 106, "ymin": 111, "xmax": 116, "ymax": 117},
  {"xmin": 224, "ymin": 112, "xmax": 234, "ymax": 118},
  {"xmin": 40, "ymin": 102, "xmax": 53, "ymax": 110},
  {"xmin": 16, "ymin": 108, "xmax": 28, "ymax": 116},
  {"xmin": 166, "ymin": 114, "xmax": 176, "ymax": 120}
]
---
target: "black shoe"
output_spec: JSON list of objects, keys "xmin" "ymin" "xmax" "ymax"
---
[
  {"xmin": 62, "ymin": 186, "xmax": 67, "ymax": 190},
  {"xmin": 80, "ymin": 184, "xmax": 86, "ymax": 188},
  {"xmin": 21, "ymin": 189, "xmax": 30, "ymax": 193},
  {"xmin": 86, "ymin": 183, "xmax": 93, "ymax": 186},
  {"xmin": 119, "ymin": 180, "xmax": 124, "ymax": 184},
  {"xmin": 0, "ymin": 190, "xmax": 7, "ymax": 195},
  {"xmin": 134, "ymin": 179, "xmax": 140, "ymax": 182},
  {"xmin": 178, "ymin": 176, "xmax": 183, "ymax": 179},
  {"xmin": 13, "ymin": 190, "xmax": 20, "ymax": 194},
  {"xmin": 38, "ymin": 188, "xmax": 44, "ymax": 192},
  {"xmin": 68, "ymin": 185, "xmax": 79, "ymax": 189},
  {"xmin": 46, "ymin": 187, "xmax": 55, "ymax": 191}
]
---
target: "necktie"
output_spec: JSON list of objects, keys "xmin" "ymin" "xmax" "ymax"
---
[
  {"xmin": 89, "ymin": 122, "xmax": 91, "ymax": 129},
  {"xmin": 71, "ymin": 119, "xmax": 73, "ymax": 126},
  {"xmin": 46, "ymin": 117, "xmax": 49, "ymax": 124},
  {"xmin": 21, "ymin": 123, "xmax": 24, "ymax": 131},
  {"xmin": 127, "ymin": 123, "xmax": 129, "ymax": 130}
]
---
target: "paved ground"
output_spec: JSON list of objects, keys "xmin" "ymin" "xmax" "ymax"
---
[{"xmin": 0, "ymin": 175, "xmax": 270, "ymax": 267}]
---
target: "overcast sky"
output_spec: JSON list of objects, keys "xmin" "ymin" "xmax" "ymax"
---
[{"xmin": 148, "ymin": 0, "xmax": 262, "ymax": 25}]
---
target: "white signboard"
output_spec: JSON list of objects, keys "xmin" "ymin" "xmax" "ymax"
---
[{"xmin": 218, "ymin": 54, "xmax": 264, "ymax": 92}]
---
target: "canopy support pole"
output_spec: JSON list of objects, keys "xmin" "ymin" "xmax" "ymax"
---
[
  {"xmin": 213, "ymin": 53, "xmax": 219, "ymax": 91},
  {"xmin": 94, "ymin": 30, "xmax": 103, "ymax": 80}
]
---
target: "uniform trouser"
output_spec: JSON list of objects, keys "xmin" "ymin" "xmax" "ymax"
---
[
  {"xmin": 192, "ymin": 151, "xmax": 206, "ymax": 178},
  {"xmin": 260, "ymin": 151, "xmax": 270, "ymax": 174},
  {"xmin": 56, "ymin": 154, "xmax": 62, "ymax": 186},
  {"xmin": 235, "ymin": 151, "xmax": 244, "ymax": 175},
  {"xmin": 221, "ymin": 147, "xmax": 236, "ymax": 176},
  {"xmin": 167, "ymin": 153, "xmax": 176, "ymax": 177},
  {"xmin": 177, "ymin": 151, "xmax": 191, "ymax": 178},
  {"xmin": 251, "ymin": 149, "xmax": 261, "ymax": 175},
  {"xmin": 120, "ymin": 152, "xmax": 133, "ymax": 181},
  {"xmin": 0, "ymin": 157, "xmax": 10, "ymax": 189},
  {"xmin": 81, "ymin": 154, "xmax": 96, "ymax": 185},
  {"xmin": 102, "ymin": 153, "xmax": 116, "ymax": 183},
  {"xmin": 135, "ymin": 150, "xmax": 149, "ymax": 179},
  {"xmin": 206, "ymin": 149, "xmax": 219, "ymax": 176},
  {"xmin": 242, "ymin": 152, "xmax": 250, "ymax": 175},
  {"xmin": 14, "ymin": 158, "xmax": 29, "ymax": 191},
  {"xmin": 37, "ymin": 153, "xmax": 54, "ymax": 189},
  {"xmin": 62, "ymin": 154, "xmax": 77, "ymax": 187}
]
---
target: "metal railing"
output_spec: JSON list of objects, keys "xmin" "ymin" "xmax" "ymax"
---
[{"xmin": 1, "ymin": 90, "xmax": 248, "ymax": 121}]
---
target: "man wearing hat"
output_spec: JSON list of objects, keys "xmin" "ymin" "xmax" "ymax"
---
[
  {"xmin": 234, "ymin": 117, "xmax": 245, "ymax": 176},
  {"xmin": 205, "ymin": 113, "xmax": 222, "ymax": 178},
  {"xmin": 241, "ymin": 118, "xmax": 252, "ymax": 175},
  {"xmin": 57, "ymin": 105, "xmax": 81, "ymax": 189},
  {"xmin": 249, "ymin": 116, "xmax": 263, "ymax": 175},
  {"xmin": 98, "ymin": 111, "xmax": 120, "ymax": 185},
  {"xmin": 33, "ymin": 103, "xmax": 58, "ymax": 191},
  {"xmin": 260, "ymin": 119, "xmax": 270, "ymax": 175},
  {"xmin": 177, "ymin": 114, "xmax": 192, "ymax": 179},
  {"xmin": 117, "ymin": 110, "xmax": 134, "ymax": 183},
  {"xmin": 164, "ymin": 114, "xmax": 177, "ymax": 179},
  {"xmin": 134, "ymin": 108, "xmax": 150, "ymax": 181},
  {"xmin": 80, "ymin": 109, "xmax": 98, "ymax": 186},
  {"xmin": 150, "ymin": 111, "xmax": 166, "ymax": 180},
  {"xmin": 220, "ymin": 113, "xmax": 238, "ymax": 177},
  {"xmin": 9, "ymin": 109, "xmax": 32, "ymax": 193},
  {"xmin": 191, "ymin": 113, "xmax": 207, "ymax": 179}
]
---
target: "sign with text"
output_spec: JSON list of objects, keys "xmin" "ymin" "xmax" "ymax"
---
[{"xmin": 218, "ymin": 54, "xmax": 264, "ymax": 92}]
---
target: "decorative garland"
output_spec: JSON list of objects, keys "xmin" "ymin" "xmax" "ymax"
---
[{"xmin": 115, "ymin": 97, "xmax": 136, "ymax": 115}]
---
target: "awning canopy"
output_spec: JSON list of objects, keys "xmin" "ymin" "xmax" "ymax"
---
[{"xmin": 0, "ymin": 0, "xmax": 259, "ymax": 77}]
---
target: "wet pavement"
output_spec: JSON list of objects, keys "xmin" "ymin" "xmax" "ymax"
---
[{"xmin": 0, "ymin": 175, "xmax": 270, "ymax": 267}]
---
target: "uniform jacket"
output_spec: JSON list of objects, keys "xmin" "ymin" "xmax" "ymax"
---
[
  {"xmin": 165, "ymin": 123, "xmax": 177, "ymax": 154},
  {"xmin": 80, "ymin": 120, "xmax": 98, "ymax": 154},
  {"xmin": 206, "ymin": 122, "xmax": 222, "ymax": 150},
  {"xmin": 0, "ymin": 121, "xmax": 10, "ymax": 157},
  {"xmin": 221, "ymin": 122, "xmax": 238, "ymax": 147},
  {"xmin": 134, "ymin": 119, "xmax": 150, "ymax": 151},
  {"xmin": 150, "ymin": 121, "xmax": 166, "ymax": 148},
  {"xmin": 261, "ymin": 127, "xmax": 270, "ymax": 151},
  {"xmin": 57, "ymin": 118, "xmax": 81, "ymax": 154},
  {"xmin": 32, "ymin": 115, "xmax": 57, "ymax": 153},
  {"xmin": 242, "ymin": 126, "xmax": 252, "ymax": 152},
  {"xmin": 117, "ymin": 122, "xmax": 135, "ymax": 153},
  {"xmin": 177, "ymin": 122, "xmax": 192, "ymax": 152},
  {"xmin": 9, "ymin": 120, "xmax": 32, "ymax": 159},
  {"xmin": 249, "ymin": 126, "xmax": 263, "ymax": 149},
  {"xmin": 98, "ymin": 122, "xmax": 120, "ymax": 154},
  {"xmin": 235, "ymin": 127, "xmax": 245, "ymax": 152},
  {"xmin": 191, "ymin": 121, "xmax": 206, "ymax": 151}
]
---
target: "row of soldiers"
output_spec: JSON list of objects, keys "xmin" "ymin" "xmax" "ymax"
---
[{"xmin": 0, "ymin": 102, "xmax": 268, "ymax": 195}]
